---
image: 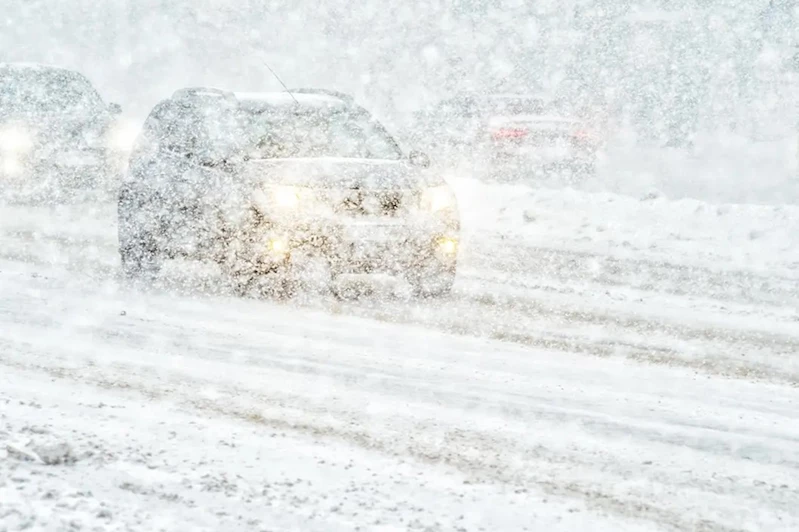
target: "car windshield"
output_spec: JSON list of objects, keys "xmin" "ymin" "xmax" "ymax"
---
[
  {"xmin": 0, "ymin": 68, "xmax": 105, "ymax": 115},
  {"xmin": 245, "ymin": 109, "xmax": 402, "ymax": 160}
]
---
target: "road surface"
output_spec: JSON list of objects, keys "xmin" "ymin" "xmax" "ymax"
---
[{"xmin": 1, "ymin": 180, "xmax": 798, "ymax": 531}]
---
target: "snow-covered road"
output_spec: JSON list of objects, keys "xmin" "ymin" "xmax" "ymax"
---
[{"xmin": 2, "ymin": 179, "xmax": 798, "ymax": 531}]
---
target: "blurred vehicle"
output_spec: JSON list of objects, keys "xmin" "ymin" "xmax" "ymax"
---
[
  {"xmin": 412, "ymin": 92, "xmax": 606, "ymax": 180},
  {"xmin": 118, "ymin": 87, "xmax": 459, "ymax": 298},
  {"xmin": 0, "ymin": 62, "xmax": 136, "ymax": 196}
]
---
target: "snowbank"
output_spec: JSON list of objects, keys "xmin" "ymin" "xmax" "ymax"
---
[
  {"xmin": 600, "ymin": 135, "xmax": 799, "ymax": 205},
  {"xmin": 452, "ymin": 177, "xmax": 799, "ymax": 279}
]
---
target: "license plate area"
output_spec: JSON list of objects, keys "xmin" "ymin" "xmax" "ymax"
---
[
  {"xmin": 345, "ymin": 220, "xmax": 406, "ymax": 243},
  {"xmin": 332, "ymin": 189, "xmax": 408, "ymax": 217}
]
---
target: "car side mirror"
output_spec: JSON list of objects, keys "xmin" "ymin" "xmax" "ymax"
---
[
  {"xmin": 409, "ymin": 150, "xmax": 431, "ymax": 168},
  {"xmin": 791, "ymin": 50, "xmax": 799, "ymax": 72},
  {"xmin": 108, "ymin": 102, "xmax": 123, "ymax": 115}
]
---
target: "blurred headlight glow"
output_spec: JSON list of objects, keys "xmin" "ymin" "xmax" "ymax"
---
[
  {"xmin": 270, "ymin": 185, "xmax": 315, "ymax": 210},
  {"xmin": 268, "ymin": 237, "xmax": 289, "ymax": 254},
  {"xmin": 0, "ymin": 125, "xmax": 34, "ymax": 154},
  {"xmin": 273, "ymin": 185, "xmax": 301, "ymax": 209},
  {"xmin": 437, "ymin": 237, "xmax": 458, "ymax": 255},
  {"xmin": 420, "ymin": 185, "xmax": 456, "ymax": 213},
  {"xmin": 108, "ymin": 120, "xmax": 141, "ymax": 152},
  {"xmin": 2, "ymin": 155, "xmax": 25, "ymax": 177}
]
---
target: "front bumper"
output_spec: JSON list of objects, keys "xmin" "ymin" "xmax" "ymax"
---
[{"xmin": 229, "ymin": 213, "xmax": 459, "ymax": 276}]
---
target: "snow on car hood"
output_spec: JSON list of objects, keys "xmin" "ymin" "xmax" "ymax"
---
[
  {"xmin": 0, "ymin": 109, "xmax": 110, "ymax": 149},
  {"xmin": 242, "ymin": 157, "xmax": 441, "ymax": 190}
]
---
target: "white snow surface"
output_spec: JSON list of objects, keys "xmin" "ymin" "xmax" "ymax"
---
[{"xmin": 2, "ymin": 177, "xmax": 799, "ymax": 531}]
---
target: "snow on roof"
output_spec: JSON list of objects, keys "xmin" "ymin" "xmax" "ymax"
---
[
  {"xmin": 453, "ymin": 91, "xmax": 551, "ymax": 102},
  {"xmin": 485, "ymin": 93, "xmax": 551, "ymax": 101},
  {"xmin": 621, "ymin": 8, "xmax": 706, "ymax": 24},
  {"xmin": 487, "ymin": 114, "xmax": 578, "ymax": 125},
  {"xmin": 234, "ymin": 91, "xmax": 348, "ymax": 110},
  {"xmin": 0, "ymin": 62, "xmax": 75, "ymax": 74}
]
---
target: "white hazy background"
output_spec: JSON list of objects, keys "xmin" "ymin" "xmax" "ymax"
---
[{"xmin": 2, "ymin": 0, "xmax": 798, "ymax": 204}]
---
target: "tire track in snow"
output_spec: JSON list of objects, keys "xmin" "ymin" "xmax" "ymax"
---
[
  {"xmin": 1, "ymin": 227, "xmax": 798, "ymax": 384},
  {"xmin": 2, "ymin": 352, "xmax": 796, "ymax": 532},
  {"xmin": 3, "ymin": 260, "xmax": 799, "ymax": 531},
  {"xmin": 465, "ymin": 235, "xmax": 799, "ymax": 309},
  {"xmin": 6, "ymin": 224, "xmax": 799, "ymax": 309}
]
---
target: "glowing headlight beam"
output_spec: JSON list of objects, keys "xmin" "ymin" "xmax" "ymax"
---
[
  {"xmin": 268, "ymin": 237, "xmax": 289, "ymax": 254},
  {"xmin": 0, "ymin": 125, "xmax": 34, "ymax": 154},
  {"xmin": 269, "ymin": 185, "xmax": 316, "ymax": 211},
  {"xmin": 2, "ymin": 155, "xmax": 25, "ymax": 177},
  {"xmin": 107, "ymin": 120, "xmax": 141, "ymax": 152},
  {"xmin": 437, "ymin": 237, "xmax": 458, "ymax": 255},
  {"xmin": 272, "ymin": 185, "xmax": 301, "ymax": 209},
  {"xmin": 420, "ymin": 185, "xmax": 456, "ymax": 213}
]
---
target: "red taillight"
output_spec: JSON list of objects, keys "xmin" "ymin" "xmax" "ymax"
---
[
  {"xmin": 572, "ymin": 128, "xmax": 601, "ymax": 146},
  {"xmin": 491, "ymin": 127, "xmax": 528, "ymax": 139}
]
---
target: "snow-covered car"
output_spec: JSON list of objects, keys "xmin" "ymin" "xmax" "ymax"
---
[
  {"xmin": 413, "ymin": 92, "xmax": 604, "ymax": 180},
  {"xmin": 0, "ymin": 62, "xmax": 136, "ymax": 196},
  {"xmin": 118, "ymin": 87, "xmax": 459, "ymax": 298}
]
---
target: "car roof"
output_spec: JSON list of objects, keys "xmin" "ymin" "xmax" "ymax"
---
[
  {"xmin": 484, "ymin": 93, "xmax": 551, "ymax": 100},
  {"xmin": 436, "ymin": 92, "xmax": 553, "ymax": 106},
  {"xmin": 0, "ymin": 62, "xmax": 83, "ymax": 77},
  {"xmin": 234, "ymin": 91, "xmax": 352, "ymax": 113},
  {"xmin": 452, "ymin": 92, "xmax": 551, "ymax": 103},
  {"xmin": 0, "ymin": 62, "xmax": 77, "ymax": 74}
]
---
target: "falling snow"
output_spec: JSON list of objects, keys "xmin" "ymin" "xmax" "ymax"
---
[{"xmin": 1, "ymin": 1, "xmax": 799, "ymax": 531}]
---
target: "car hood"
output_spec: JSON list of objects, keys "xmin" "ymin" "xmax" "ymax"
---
[
  {"xmin": 242, "ymin": 157, "xmax": 439, "ymax": 190},
  {"xmin": 0, "ymin": 110, "xmax": 110, "ymax": 147}
]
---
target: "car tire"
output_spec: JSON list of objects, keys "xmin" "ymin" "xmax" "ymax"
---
[
  {"xmin": 329, "ymin": 275, "xmax": 372, "ymax": 301},
  {"xmin": 119, "ymin": 235, "xmax": 163, "ymax": 281},
  {"xmin": 119, "ymin": 227, "xmax": 164, "ymax": 280},
  {"xmin": 230, "ymin": 271, "xmax": 297, "ymax": 300},
  {"xmin": 118, "ymin": 185, "xmax": 163, "ymax": 281},
  {"xmin": 407, "ymin": 259, "xmax": 456, "ymax": 298}
]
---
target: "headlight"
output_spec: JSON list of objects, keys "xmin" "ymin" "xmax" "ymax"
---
[
  {"xmin": 272, "ymin": 185, "xmax": 302, "ymax": 209},
  {"xmin": 420, "ymin": 185, "xmax": 457, "ymax": 213},
  {"xmin": 1, "ymin": 155, "xmax": 25, "ymax": 177},
  {"xmin": 107, "ymin": 120, "xmax": 140, "ymax": 152},
  {"xmin": 436, "ymin": 236, "xmax": 458, "ymax": 255},
  {"xmin": 0, "ymin": 124, "xmax": 34, "ymax": 154},
  {"xmin": 262, "ymin": 185, "xmax": 316, "ymax": 211}
]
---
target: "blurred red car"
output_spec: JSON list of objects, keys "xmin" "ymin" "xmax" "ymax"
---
[{"xmin": 413, "ymin": 92, "xmax": 608, "ymax": 180}]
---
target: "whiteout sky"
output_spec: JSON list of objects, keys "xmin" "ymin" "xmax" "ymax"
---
[
  {"xmin": 4, "ymin": 1, "xmax": 797, "ymax": 203},
  {"xmin": 1, "ymin": 2, "xmax": 794, "ymax": 120}
]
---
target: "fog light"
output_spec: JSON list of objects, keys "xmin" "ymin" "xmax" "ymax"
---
[
  {"xmin": 2, "ymin": 157, "xmax": 24, "ymax": 177},
  {"xmin": 268, "ymin": 237, "xmax": 289, "ymax": 255},
  {"xmin": 437, "ymin": 237, "xmax": 458, "ymax": 255}
]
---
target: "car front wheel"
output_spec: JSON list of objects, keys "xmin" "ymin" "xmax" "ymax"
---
[
  {"xmin": 406, "ymin": 257, "xmax": 456, "ymax": 298},
  {"xmin": 119, "ymin": 235, "xmax": 163, "ymax": 281},
  {"xmin": 230, "ymin": 271, "xmax": 297, "ymax": 300}
]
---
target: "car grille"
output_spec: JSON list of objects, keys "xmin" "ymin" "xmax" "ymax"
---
[{"xmin": 335, "ymin": 188, "xmax": 407, "ymax": 217}]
